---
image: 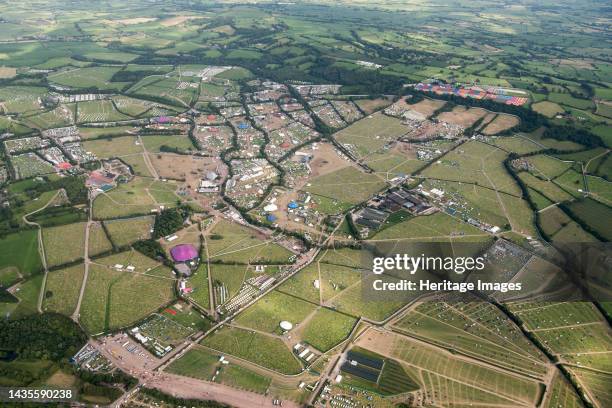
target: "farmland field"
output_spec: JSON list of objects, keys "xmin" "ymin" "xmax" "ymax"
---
[
  {"xmin": 200, "ymin": 326, "xmax": 303, "ymax": 375},
  {"xmin": 79, "ymin": 261, "xmax": 174, "ymax": 334},
  {"xmin": 0, "ymin": 1, "xmax": 611, "ymax": 406},
  {"xmin": 41, "ymin": 222, "xmax": 86, "ymax": 267},
  {"xmin": 42, "ymin": 264, "xmax": 85, "ymax": 315},
  {"xmin": 103, "ymin": 216, "xmax": 154, "ymax": 247}
]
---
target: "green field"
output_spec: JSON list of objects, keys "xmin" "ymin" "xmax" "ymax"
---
[
  {"xmin": 201, "ymin": 326, "xmax": 303, "ymax": 375},
  {"xmin": 301, "ymin": 308, "xmax": 357, "ymax": 352},
  {"xmin": 234, "ymin": 290, "xmax": 317, "ymax": 334},
  {"xmin": 167, "ymin": 347, "xmax": 271, "ymax": 394},
  {"xmin": 79, "ymin": 260, "xmax": 174, "ymax": 334},
  {"xmin": 0, "ymin": 230, "xmax": 42, "ymax": 277},
  {"xmin": 42, "ymin": 223, "xmax": 86, "ymax": 267},
  {"xmin": 103, "ymin": 216, "xmax": 154, "ymax": 247},
  {"xmin": 304, "ymin": 167, "xmax": 387, "ymax": 214},
  {"xmin": 42, "ymin": 264, "xmax": 85, "ymax": 315}
]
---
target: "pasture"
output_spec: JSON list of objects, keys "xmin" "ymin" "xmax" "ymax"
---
[
  {"xmin": 304, "ymin": 167, "xmax": 386, "ymax": 214},
  {"xmin": 88, "ymin": 223, "xmax": 113, "ymax": 256},
  {"xmin": 82, "ymin": 136, "xmax": 142, "ymax": 158},
  {"xmin": 200, "ymin": 326, "xmax": 303, "ymax": 375},
  {"xmin": 42, "ymin": 222, "xmax": 86, "ymax": 267},
  {"xmin": 42, "ymin": 263, "xmax": 85, "ymax": 315},
  {"xmin": 0, "ymin": 230, "xmax": 41, "ymax": 277},
  {"xmin": 234, "ymin": 290, "xmax": 317, "ymax": 334},
  {"xmin": 334, "ymin": 113, "xmax": 409, "ymax": 159},
  {"xmin": 167, "ymin": 347, "xmax": 271, "ymax": 394},
  {"xmin": 300, "ymin": 308, "xmax": 357, "ymax": 352},
  {"xmin": 48, "ymin": 66, "xmax": 125, "ymax": 91},
  {"xmin": 356, "ymin": 330, "xmax": 542, "ymax": 407},
  {"xmin": 206, "ymin": 220, "xmax": 293, "ymax": 264},
  {"xmin": 79, "ymin": 262, "xmax": 174, "ymax": 334},
  {"xmin": 103, "ymin": 216, "xmax": 154, "ymax": 247}
]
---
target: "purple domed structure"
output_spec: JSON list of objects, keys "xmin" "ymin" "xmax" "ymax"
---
[{"xmin": 170, "ymin": 244, "xmax": 198, "ymax": 262}]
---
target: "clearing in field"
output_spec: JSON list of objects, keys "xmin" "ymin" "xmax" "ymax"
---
[{"xmin": 42, "ymin": 222, "xmax": 86, "ymax": 267}]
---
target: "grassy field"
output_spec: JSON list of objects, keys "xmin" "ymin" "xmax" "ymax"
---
[
  {"xmin": 201, "ymin": 326, "xmax": 302, "ymax": 375},
  {"xmin": 0, "ymin": 230, "xmax": 41, "ymax": 277},
  {"xmin": 184, "ymin": 264, "xmax": 210, "ymax": 309},
  {"xmin": 10, "ymin": 274, "xmax": 44, "ymax": 318},
  {"xmin": 103, "ymin": 216, "xmax": 154, "ymax": 247},
  {"xmin": 304, "ymin": 167, "xmax": 387, "ymax": 214},
  {"xmin": 77, "ymin": 100, "xmax": 131, "ymax": 123},
  {"xmin": 48, "ymin": 66, "xmax": 125, "ymax": 90},
  {"xmin": 42, "ymin": 263, "xmax": 85, "ymax": 315},
  {"xmin": 82, "ymin": 136, "xmax": 142, "ymax": 158},
  {"xmin": 532, "ymin": 101, "xmax": 564, "ymax": 118},
  {"xmin": 422, "ymin": 140, "xmax": 521, "ymax": 195},
  {"xmin": 42, "ymin": 222, "xmax": 86, "ymax": 267},
  {"xmin": 371, "ymin": 212, "xmax": 484, "ymax": 240},
  {"xmin": 543, "ymin": 373, "xmax": 584, "ymax": 408},
  {"xmin": 564, "ymin": 198, "xmax": 612, "ymax": 240},
  {"xmin": 79, "ymin": 260, "xmax": 174, "ymax": 334},
  {"xmin": 88, "ymin": 223, "xmax": 113, "ymax": 256},
  {"xmin": 357, "ymin": 330, "xmax": 542, "ymax": 407},
  {"xmin": 93, "ymin": 177, "xmax": 177, "ymax": 219},
  {"xmin": 167, "ymin": 347, "xmax": 271, "ymax": 394},
  {"xmin": 141, "ymin": 135, "xmax": 195, "ymax": 152},
  {"xmin": 334, "ymin": 113, "xmax": 409, "ymax": 159},
  {"xmin": 301, "ymin": 308, "xmax": 357, "ymax": 352},
  {"xmin": 206, "ymin": 220, "xmax": 293, "ymax": 264},
  {"xmin": 234, "ymin": 290, "xmax": 317, "ymax": 334},
  {"xmin": 277, "ymin": 263, "xmax": 320, "ymax": 303},
  {"xmin": 394, "ymin": 302, "xmax": 549, "ymax": 378}
]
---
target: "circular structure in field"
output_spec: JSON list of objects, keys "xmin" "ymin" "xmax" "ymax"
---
[
  {"xmin": 280, "ymin": 320, "xmax": 293, "ymax": 331},
  {"xmin": 170, "ymin": 244, "xmax": 198, "ymax": 262}
]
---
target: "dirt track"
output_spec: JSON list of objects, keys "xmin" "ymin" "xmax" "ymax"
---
[{"xmin": 145, "ymin": 372, "xmax": 302, "ymax": 408}]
